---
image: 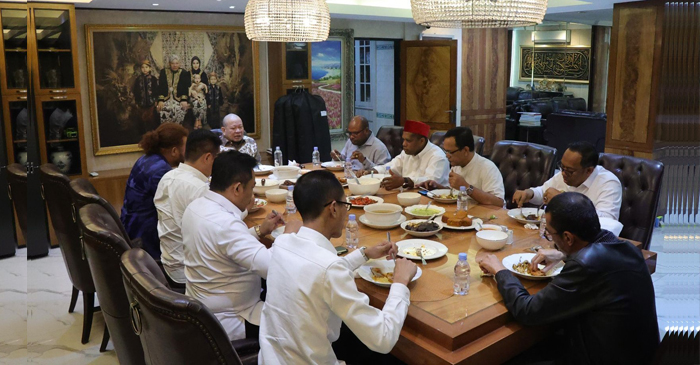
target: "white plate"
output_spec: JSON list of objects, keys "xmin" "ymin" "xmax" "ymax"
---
[
  {"xmin": 269, "ymin": 174, "xmax": 300, "ymax": 182},
  {"xmin": 358, "ymin": 260, "xmax": 422, "ymax": 287},
  {"xmin": 249, "ymin": 198, "xmax": 267, "ymax": 213},
  {"xmin": 429, "ymin": 189, "xmax": 458, "ymax": 204},
  {"xmin": 442, "ymin": 216, "xmax": 483, "ymax": 230},
  {"xmin": 396, "ymin": 239, "xmax": 448, "ymax": 260},
  {"xmin": 358, "ymin": 214, "xmax": 407, "ymax": 229},
  {"xmin": 271, "ymin": 226, "xmax": 284, "ymax": 239},
  {"xmin": 254, "ymin": 165, "xmax": 274, "ymax": 175},
  {"xmin": 346, "ymin": 196, "xmax": 384, "ymax": 208},
  {"xmin": 360, "ymin": 173, "xmax": 390, "ymax": 181},
  {"xmin": 322, "ymin": 161, "xmax": 345, "ymax": 171},
  {"xmin": 400, "ymin": 219, "xmax": 444, "ymax": 237},
  {"xmin": 507, "ymin": 208, "xmax": 545, "ymax": 224},
  {"xmin": 475, "ymin": 223, "xmax": 506, "ymax": 232},
  {"xmin": 404, "ymin": 205, "xmax": 447, "ymax": 219},
  {"xmin": 502, "ymin": 253, "xmax": 564, "ymax": 280}
]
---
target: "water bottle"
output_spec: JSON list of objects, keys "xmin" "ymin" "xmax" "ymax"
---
[
  {"xmin": 344, "ymin": 157, "xmax": 353, "ymax": 179},
  {"xmin": 312, "ymin": 147, "xmax": 321, "ymax": 167},
  {"xmin": 539, "ymin": 214, "xmax": 547, "ymax": 239},
  {"xmin": 457, "ymin": 186, "xmax": 469, "ymax": 212},
  {"xmin": 285, "ymin": 186, "xmax": 296, "ymax": 215},
  {"xmin": 453, "ymin": 252, "xmax": 470, "ymax": 295},
  {"xmin": 345, "ymin": 214, "xmax": 359, "ymax": 249},
  {"xmin": 274, "ymin": 146, "xmax": 283, "ymax": 167}
]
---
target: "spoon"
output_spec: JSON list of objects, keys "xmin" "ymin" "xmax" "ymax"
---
[{"xmin": 387, "ymin": 232, "xmax": 396, "ymax": 264}]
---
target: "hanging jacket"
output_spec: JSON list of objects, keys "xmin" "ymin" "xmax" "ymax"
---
[{"xmin": 273, "ymin": 90, "xmax": 332, "ymax": 164}]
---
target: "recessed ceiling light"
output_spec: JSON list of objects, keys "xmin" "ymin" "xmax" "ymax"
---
[
  {"xmin": 230, "ymin": 6, "xmax": 235, "ymax": 9},
  {"xmin": 153, "ymin": 3, "xmax": 159, "ymax": 5}
]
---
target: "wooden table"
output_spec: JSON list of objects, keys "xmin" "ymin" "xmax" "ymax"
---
[{"xmin": 248, "ymin": 170, "xmax": 657, "ymax": 364}]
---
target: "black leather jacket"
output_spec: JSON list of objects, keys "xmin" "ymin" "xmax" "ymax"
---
[{"xmin": 495, "ymin": 230, "xmax": 659, "ymax": 364}]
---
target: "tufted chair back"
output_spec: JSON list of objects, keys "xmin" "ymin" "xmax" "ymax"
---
[
  {"xmin": 567, "ymin": 97, "xmax": 587, "ymax": 111},
  {"xmin": 121, "ymin": 248, "xmax": 259, "ymax": 365},
  {"xmin": 507, "ymin": 87, "xmax": 523, "ymax": 103},
  {"xmin": 551, "ymin": 97, "xmax": 570, "ymax": 112},
  {"xmin": 376, "ymin": 126, "xmax": 404, "ymax": 159},
  {"xmin": 598, "ymin": 154, "xmax": 664, "ymax": 250},
  {"xmin": 78, "ymin": 204, "xmax": 146, "ymax": 364},
  {"xmin": 6, "ymin": 163, "xmax": 27, "ymax": 241},
  {"xmin": 473, "ymin": 135, "xmax": 485, "ymax": 156},
  {"xmin": 490, "ymin": 141, "xmax": 557, "ymax": 207},
  {"xmin": 430, "ymin": 131, "xmax": 446, "ymax": 147}
]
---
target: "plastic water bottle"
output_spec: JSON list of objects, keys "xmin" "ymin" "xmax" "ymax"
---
[
  {"xmin": 453, "ymin": 252, "xmax": 470, "ymax": 295},
  {"xmin": 312, "ymin": 147, "xmax": 321, "ymax": 167},
  {"xmin": 457, "ymin": 186, "xmax": 469, "ymax": 212},
  {"xmin": 274, "ymin": 146, "xmax": 283, "ymax": 167},
  {"xmin": 285, "ymin": 186, "xmax": 296, "ymax": 215},
  {"xmin": 345, "ymin": 214, "xmax": 359, "ymax": 249},
  {"xmin": 539, "ymin": 214, "xmax": 547, "ymax": 239},
  {"xmin": 344, "ymin": 157, "xmax": 353, "ymax": 179}
]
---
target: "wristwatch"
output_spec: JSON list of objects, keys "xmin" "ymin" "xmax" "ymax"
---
[
  {"xmin": 465, "ymin": 185, "xmax": 475, "ymax": 196},
  {"xmin": 359, "ymin": 246, "xmax": 369, "ymax": 261},
  {"xmin": 402, "ymin": 177, "xmax": 412, "ymax": 188},
  {"xmin": 254, "ymin": 225, "xmax": 263, "ymax": 237}
]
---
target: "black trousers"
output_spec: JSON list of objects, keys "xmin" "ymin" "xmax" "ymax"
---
[{"xmin": 331, "ymin": 323, "xmax": 406, "ymax": 365}]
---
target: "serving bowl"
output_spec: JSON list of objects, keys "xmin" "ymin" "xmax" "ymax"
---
[
  {"xmin": 347, "ymin": 178, "xmax": 381, "ymax": 196},
  {"xmin": 475, "ymin": 230, "xmax": 508, "ymax": 250},
  {"xmin": 404, "ymin": 204, "xmax": 446, "ymax": 219},
  {"xmin": 273, "ymin": 166, "xmax": 300, "ymax": 179},
  {"xmin": 396, "ymin": 192, "xmax": 421, "ymax": 206},
  {"xmin": 265, "ymin": 188, "xmax": 288, "ymax": 203},
  {"xmin": 363, "ymin": 203, "xmax": 403, "ymax": 225},
  {"xmin": 254, "ymin": 178, "xmax": 280, "ymax": 195}
]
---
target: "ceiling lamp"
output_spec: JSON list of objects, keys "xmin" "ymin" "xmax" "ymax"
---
[
  {"xmin": 245, "ymin": 0, "xmax": 331, "ymax": 42},
  {"xmin": 411, "ymin": 0, "xmax": 548, "ymax": 29}
]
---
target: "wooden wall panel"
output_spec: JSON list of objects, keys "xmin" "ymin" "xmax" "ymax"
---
[
  {"xmin": 589, "ymin": 26, "xmax": 611, "ymax": 113},
  {"xmin": 89, "ymin": 168, "xmax": 130, "ymax": 215},
  {"xmin": 461, "ymin": 28, "xmax": 508, "ymax": 156}
]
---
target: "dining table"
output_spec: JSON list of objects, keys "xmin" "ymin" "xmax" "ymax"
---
[{"xmin": 247, "ymin": 167, "xmax": 658, "ymax": 365}]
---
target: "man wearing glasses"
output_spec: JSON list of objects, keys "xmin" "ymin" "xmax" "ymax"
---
[
  {"xmin": 219, "ymin": 113, "xmax": 261, "ymax": 163},
  {"xmin": 512, "ymin": 142, "xmax": 622, "ymax": 219},
  {"xmin": 331, "ymin": 116, "xmax": 391, "ymax": 170}
]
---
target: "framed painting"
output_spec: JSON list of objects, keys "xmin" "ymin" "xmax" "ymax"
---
[
  {"xmin": 519, "ymin": 46, "xmax": 591, "ymax": 83},
  {"xmin": 85, "ymin": 25, "xmax": 260, "ymax": 155},
  {"xmin": 311, "ymin": 29, "xmax": 354, "ymax": 138}
]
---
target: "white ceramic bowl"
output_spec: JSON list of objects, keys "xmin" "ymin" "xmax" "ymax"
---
[
  {"xmin": 404, "ymin": 204, "xmax": 446, "ymax": 219},
  {"xmin": 397, "ymin": 192, "xmax": 421, "ymax": 206},
  {"xmin": 273, "ymin": 166, "xmax": 300, "ymax": 180},
  {"xmin": 363, "ymin": 203, "xmax": 403, "ymax": 225},
  {"xmin": 347, "ymin": 178, "xmax": 381, "ymax": 196},
  {"xmin": 254, "ymin": 178, "xmax": 280, "ymax": 195},
  {"xmin": 265, "ymin": 188, "xmax": 288, "ymax": 203},
  {"xmin": 475, "ymin": 230, "xmax": 509, "ymax": 250}
]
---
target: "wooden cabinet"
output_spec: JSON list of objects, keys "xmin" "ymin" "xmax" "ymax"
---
[{"xmin": 268, "ymin": 42, "xmax": 313, "ymax": 115}]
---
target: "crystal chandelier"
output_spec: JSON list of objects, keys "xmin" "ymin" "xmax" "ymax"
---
[
  {"xmin": 411, "ymin": 0, "xmax": 548, "ymax": 28},
  {"xmin": 245, "ymin": 0, "xmax": 331, "ymax": 42}
]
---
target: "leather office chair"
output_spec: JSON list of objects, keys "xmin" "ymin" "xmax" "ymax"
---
[
  {"xmin": 77, "ymin": 204, "xmax": 146, "ymax": 365},
  {"xmin": 525, "ymin": 100, "xmax": 555, "ymax": 121},
  {"xmin": 598, "ymin": 154, "xmax": 664, "ymax": 250},
  {"xmin": 473, "ymin": 135, "xmax": 485, "ymax": 156},
  {"xmin": 551, "ymin": 97, "xmax": 570, "ymax": 112},
  {"xmin": 39, "ymin": 164, "xmax": 101, "ymax": 346},
  {"xmin": 6, "ymin": 164, "xmax": 27, "ymax": 243},
  {"xmin": 376, "ymin": 126, "xmax": 404, "ymax": 159},
  {"xmin": 567, "ymin": 97, "xmax": 587, "ymax": 111},
  {"xmin": 429, "ymin": 131, "xmax": 446, "ymax": 147},
  {"xmin": 121, "ymin": 248, "xmax": 260, "ymax": 365},
  {"xmin": 544, "ymin": 111, "xmax": 607, "ymax": 167},
  {"xmin": 490, "ymin": 141, "xmax": 557, "ymax": 207}
]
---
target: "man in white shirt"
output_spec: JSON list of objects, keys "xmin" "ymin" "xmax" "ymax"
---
[
  {"xmin": 360, "ymin": 120, "xmax": 450, "ymax": 189},
  {"xmin": 220, "ymin": 113, "xmax": 261, "ymax": 163},
  {"xmin": 512, "ymin": 142, "xmax": 622, "ymax": 219},
  {"xmin": 331, "ymin": 116, "xmax": 391, "ymax": 170},
  {"xmin": 181, "ymin": 150, "xmax": 290, "ymax": 341},
  {"xmin": 155, "ymin": 130, "xmax": 221, "ymax": 291},
  {"xmin": 418, "ymin": 127, "xmax": 505, "ymax": 206},
  {"xmin": 259, "ymin": 170, "xmax": 417, "ymax": 365}
]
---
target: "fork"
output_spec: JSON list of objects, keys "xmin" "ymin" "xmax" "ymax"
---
[{"xmin": 417, "ymin": 247, "xmax": 427, "ymax": 266}]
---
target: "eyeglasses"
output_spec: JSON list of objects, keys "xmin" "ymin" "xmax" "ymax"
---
[
  {"xmin": 345, "ymin": 128, "xmax": 367, "ymax": 137},
  {"xmin": 543, "ymin": 229, "xmax": 556, "ymax": 241},
  {"xmin": 323, "ymin": 200, "xmax": 352, "ymax": 211},
  {"xmin": 557, "ymin": 162, "xmax": 582, "ymax": 176},
  {"xmin": 442, "ymin": 147, "xmax": 461, "ymax": 155}
]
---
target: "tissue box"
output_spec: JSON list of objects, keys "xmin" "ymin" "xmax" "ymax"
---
[{"xmin": 519, "ymin": 112, "xmax": 542, "ymax": 126}]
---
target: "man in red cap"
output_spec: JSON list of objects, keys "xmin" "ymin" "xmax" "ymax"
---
[{"xmin": 359, "ymin": 120, "xmax": 449, "ymax": 190}]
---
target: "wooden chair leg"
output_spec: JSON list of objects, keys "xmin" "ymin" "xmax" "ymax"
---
[
  {"xmin": 81, "ymin": 292, "xmax": 95, "ymax": 344},
  {"xmin": 99, "ymin": 325, "xmax": 110, "ymax": 352},
  {"xmin": 68, "ymin": 287, "xmax": 79, "ymax": 313}
]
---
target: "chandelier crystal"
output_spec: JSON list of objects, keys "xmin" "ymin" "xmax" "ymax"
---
[
  {"xmin": 411, "ymin": 0, "xmax": 548, "ymax": 29},
  {"xmin": 245, "ymin": 0, "xmax": 331, "ymax": 42}
]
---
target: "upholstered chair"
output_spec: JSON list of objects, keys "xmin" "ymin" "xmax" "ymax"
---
[
  {"xmin": 489, "ymin": 141, "xmax": 557, "ymax": 207},
  {"xmin": 376, "ymin": 126, "xmax": 404, "ymax": 159}
]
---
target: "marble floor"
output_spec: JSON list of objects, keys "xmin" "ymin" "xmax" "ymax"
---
[{"xmin": 1, "ymin": 226, "xmax": 698, "ymax": 364}]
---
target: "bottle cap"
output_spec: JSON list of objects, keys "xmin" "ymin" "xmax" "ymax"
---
[
  {"xmin": 460, "ymin": 186, "xmax": 466, "ymax": 191},
  {"xmin": 458, "ymin": 252, "xmax": 467, "ymax": 261},
  {"xmin": 288, "ymin": 186, "xmax": 294, "ymax": 191},
  {"xmin": 276, "ymin": 146, "xmax": 280, "ymax": 150},
  {"xmin": 349, "ymin": 214, "xmax": 356, "ymax": 220}
]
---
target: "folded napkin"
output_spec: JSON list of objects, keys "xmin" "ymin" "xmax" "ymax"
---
[{"xmin": 599, "ymin": 217, "xmax": 624, "ymax": 236}]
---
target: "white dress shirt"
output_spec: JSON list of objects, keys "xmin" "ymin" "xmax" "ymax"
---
[
  {"xmin": 155, "ymin": 163, "xmax": 209, "ymax": 283},
  {"xmin": 339, "ymin": 134, "xmax": 391, "ymax": 170},
  {"xmin": 182, "ymin": 191, "xmax": 269, "ymax": 340},
  {"xmin": 451, "ymin": 153, "xmax": 505, "ymax": 203},
  {"xmin": 372, "ymin": 141, "xmax": 450, "ymax": 186},
  {"xmin": 530, "ymin": 166, "xmax": 622, "ymax": 219},
  {"xmin": 259, "ymin": 227, "xmax": 411, "ymax": 365}
]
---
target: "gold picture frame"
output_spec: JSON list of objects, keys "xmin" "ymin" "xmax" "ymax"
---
[
  {"xmin": 85, "ymin": 24, "xmax": 261, "ymax": 156},
  {"xmin": 518, "ymin": 46, "xmax": 591, "ymax": 84}
]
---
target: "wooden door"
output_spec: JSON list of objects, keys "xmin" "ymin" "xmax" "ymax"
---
[{"xmin": 400, "ymin": 40, "xmax": 457, "ymax": 131}]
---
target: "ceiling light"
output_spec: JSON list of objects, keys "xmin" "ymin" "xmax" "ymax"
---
[
  {"xmin": 153, "ymin": 3, "xmax": 159, "ymax": 6},
  {"xmin": 230, "ymin": 6, "xmax": 235, "ymax": 8},
  {"xmin": 245, "ymin": 0, "xmax": 330, "ymax": 42},
  {"xmin": 411, "ymin": 0, "xmax": 548, "ymax": 29}
]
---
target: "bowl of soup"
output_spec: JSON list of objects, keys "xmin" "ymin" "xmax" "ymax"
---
[
  {"xmin": 404, "ymin": 204, "xmax": 446, "ymax": 219},
  {"xmin": 347, "ymin": 178, "xmax": 381, "ymax": 196},
  {"xmin": 363, "ymin": 203, "xmax": 403, "ymax": 225}
]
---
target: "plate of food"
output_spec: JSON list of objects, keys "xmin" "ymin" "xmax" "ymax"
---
[
  {"xmin": 358, "ymin": 260, "xmax": 422, "ymax": 287},
  {"xmin": 400, "ymin": 219, "xmax": 443, "ymax": 237},
  {"xmin": 249, "ymin": 198, "xmax": 267, "ymax": 213},
  {"xmin": 279, "ymin": 179, "xmax": 296, "ymax": 188},
  {"xmin": 502, "ymin": 253, "xmax": 564, "ymax": 280},
  {"xmin": 507, "ymin": 208, "xmax": 545, "ymax": 224},
  {"xmin": 396, "ymin": 239, "xmax": 448, "ymax": 260},
  {"xmin": 336, "ymin": 176, "xmax": 348, "ymax": 187},
  {"xmin": 322, "ymin": 161, "xmax": 345, "ymax": 171},
  {"xmin": 347, "ymin": 196, "xmax": 384, "ymax": 207},
  {"xmin": 429, "ymin": 189, "xmax": 458, "ymax": 204},
  {"xmin": 404, "ymin": 205, "xmax": 446, "ymax": 219},
  {"xmin": 254, "ymin": 165, "xmax": 274, "ymax": 175},
  {"xmin": 441, "ymin": 211, "xmax": 483, "ymax": 230}
]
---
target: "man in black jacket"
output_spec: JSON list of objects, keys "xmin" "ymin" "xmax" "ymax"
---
[{"xmin": 479, "ymin": 192, "xmax": 659, "ymax": 365}]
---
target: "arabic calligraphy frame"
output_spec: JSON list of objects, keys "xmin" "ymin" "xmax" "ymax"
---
[{"xmin": 519, "ymin": 46, "xmax": 591, "ymax": 84}]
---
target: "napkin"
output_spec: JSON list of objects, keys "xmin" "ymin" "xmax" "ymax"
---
[
  {"xmin": 524, "ymin": 223, "xmax": 539, "ymax": 230},
  {"xmin": 288, "ymin": 160, "xmax": 300, "ymax": 167},
  {"xmin": 599, "ymin": 217, "xmax": 624, "ymax": 236}
]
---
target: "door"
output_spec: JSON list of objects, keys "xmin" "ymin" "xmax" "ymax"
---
[{"xmin": 400, "ymin": 40, "xmax": 457, "ymax": 131}]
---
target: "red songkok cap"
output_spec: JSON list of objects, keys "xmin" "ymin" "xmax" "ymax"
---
[{"xmin": 404, "ymin": 120, "xmax": 430, "ymax": 138}]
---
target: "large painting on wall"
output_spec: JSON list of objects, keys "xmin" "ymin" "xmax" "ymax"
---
[
  {"xmin": 86, "ymin": 25, "xmax": 260, "ymax": 155},
  {"xmin": 519, "ymin": 46, "xmax": 591, "ymax": 83}
]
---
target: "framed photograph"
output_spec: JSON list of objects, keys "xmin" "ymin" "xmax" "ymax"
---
[
  {"xmin": 311, "ymin": 29, "xmax": 354, "ymax": 137},
  {"xmin": 519, "ymin": 46, "xmax": 591, "ymax": 84},
  {"xmin": 85, "ymin": 25, "xmax": 260, "ymax": 155}
]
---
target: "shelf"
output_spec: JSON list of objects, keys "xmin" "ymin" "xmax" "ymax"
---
[
  {"xmin": 37, "ymin": 48, "xmax": 71, "ymax": 53},
  {"xmin": 46, "ymin": 138, "xmax": 78, "ymax": 143},
  {"xmin": 13, "ymin": 140, "xmax": 27, "ymax": 143},
  {"xmin": 5, "ymin": 48, "xmax": 27, "ymax": 53}
]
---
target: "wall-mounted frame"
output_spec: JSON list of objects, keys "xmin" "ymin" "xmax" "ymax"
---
[
  {"xmin": 519, "ymin": 46, "xmax": 591, "ymax": 84},
  {"xmin": 85, "ymin": 24, "xmax": 260, "ymax": 156}
]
